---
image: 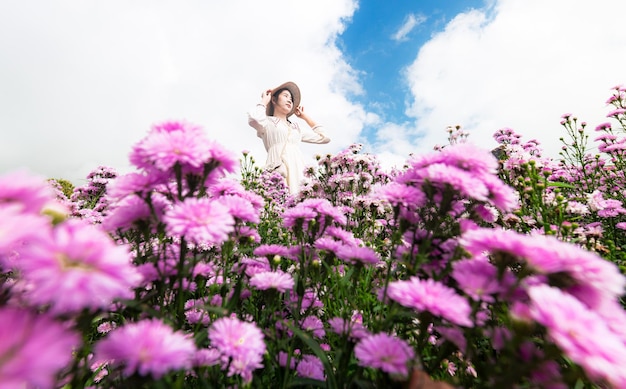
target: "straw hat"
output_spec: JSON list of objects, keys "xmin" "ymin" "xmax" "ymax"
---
[{"xmin": 266, "ymin": 81, "xmax": 301, "ymax": 117}]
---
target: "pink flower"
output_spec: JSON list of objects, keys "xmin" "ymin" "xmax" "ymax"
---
[
  {"xmin": 354, "ymin": 333, "xmax": 415, "ymax": 377},
  {"xmin": 301, "ymin": 316, "xmax": 325, "ymax": 338},
  {"xmin": 164, "ymin": 197, "xmax": 235, "ymax": 246},
  {"xmin": 0, "ymin": 205, "xmax": 50, "ymax": 260},
  {"xmin": 0, "ymin": 170, "xmax": 56, "ymax": 214},
  {"xmin": 335, "ymin": 244, "xmax": 381, "ymax": 265},
  {"xmin": 16, "ymin": 219, "xmax": 143, "ymax": 314},
  {"xmin": 95, "ymin": 319, "xmax": 196, "ymax": 378},
  {"xmin": 460, "ymin": 227, "xmax": 626, "ymax": 308},
  {"xmin": 129, "ymin": 121, "xmax": 213, "ymax": 174},
  {"xmin": 452, "ymin": 256, "xmax": 507, "ymax": 302},
  {"xmin": 296, "ymin": 354, "xmax": 325, "ymax": 381},
  {"xmin": 249, "ymin": 270, "xmax": 294, "ymax": 293},
  {"xmin": 528, "ymin": 285, "xmax": 626, "ymax": 387},
  {"xmin": 327, "ymin": 317, "xmax": 370, "ymax": 340},
  {"xmin": 208, "ymin": 316, "xmax": 266, "ymax": 381},
  {"xmin": 387, "ymin": 277, "xmax": 473, "ymax": 327},
  {"xmin": 0, "ymin": 307, "xmax": 80, "ymax": 389},
  {"xmin": 216, "ymin": 195, "xmax": 260, "ymax": 224},
  {"xmin": 253, "ymin": 244, "xmax": 291, "ymax": 258}
]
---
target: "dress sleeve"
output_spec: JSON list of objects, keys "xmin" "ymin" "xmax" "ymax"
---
[
  {"xmin": 247, "ymin": 104, "xmax": 268, "ymax": 137},
  {"xmin": 301, "ymin": 125, "xmax": 331, "ymax": 144}
]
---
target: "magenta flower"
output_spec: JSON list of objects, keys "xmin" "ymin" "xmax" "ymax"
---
[
  {"xmin": 95, "ymin": 319, "xmax": 196, "ymax": 378},
  {"xmin": 217, "ymin": 195, "xmax": 260, "ymax": 224},
  {"xmin": 249, "ymin": 270, "xmax": 294, "ymax": 293},
  {"xmin": 387, "ymin": 277, "xmax": 473, "ymax": 327},
  {"xmin": 296, "ymin": 354, "xmax": 325, "ymax": 381},
  {"xmin": 452, "ymin": 256, "xmax": 508, "ymax": 302},
  {"xmin": 459, "ymin": 227, "xmax": 626, "ymax": 308},
  {"xmin": 327, "ymin": 317, "xmax": 370, "ymax": 340},
  {"xmin": 163, "ymin": 197, "xmax": 235, "ymax": 246},
  {"xmin": 253, "ymin": 244, "xmax": 291, "ymax": 258},
  {"xmin": 0, "ymin": 307, "xmax": 80, "ymax": 389},
  {"xmin": 16, "ymin": 219, "xmax": 143, "ymax": 314},
  {"xmin": 208, "ymin": 316, "xmax": 266, "ymax": 381},
  {"xmin": 335, "ymin": 244, "xmax": 381, "ymax": 265},
  {"xmin": 354, "ymin": 333, "xmax": 415, "ymax": 377},
  {"xmin": 129, "ymin": 120, "xmax": 213, "ymax": 174},
  {"xmin": 0, "ymin": 170, "xmax": 56, "ymax": 214},
  {"xmin": 0, "ymin": 205, "xmax": 50, "ymax": 260},
  {"xmin": 301, "ymin": 316, "xmax": 325, "ymax": 338},
  {"xmin": 528, "ymin": 285, "xmax": 626, "ymax": 388}
]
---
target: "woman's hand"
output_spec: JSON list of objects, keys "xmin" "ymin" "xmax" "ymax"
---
[
  {"xmin": 295, "ymin": 106, "xmax": 317, "ymax": 128},
  {"xmin": 294, "ymin": 105, "xmax": 306, "ymax": 118},
  {"xmin": 261, "ymin": 89, "xmax": 272, "ymax": 106}
]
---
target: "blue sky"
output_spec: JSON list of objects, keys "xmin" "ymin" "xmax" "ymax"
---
[
  {"xmin": 339, "ymin": 0, "xmax": 483, "ymax": 125},
  {"xmin": 1, "ymin": 0, "xmax": 625, "ymax": 183}
]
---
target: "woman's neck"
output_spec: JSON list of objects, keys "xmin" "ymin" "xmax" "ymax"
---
[{"xmin": 274, "ymin": 112, "xmax": 288, "ymax": 121}]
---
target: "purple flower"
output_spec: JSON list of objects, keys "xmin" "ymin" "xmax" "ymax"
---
[
  {"xmin": 296, "ymin": 354, "xmax": 325, "ymax": 381},
  {"xmin": 0, "ymin": 170, "xmax": 56, "ymax": 214},
  {"xmin": 528, "ymin": 285, "xmax": 626, "ymax": 387},
  {"xmin": 129, "ymin": 120, "xmax": 213, "ymax": 174},
  {"xmin": 459, "ymin": 227, "xmax": 626, "ymax": 308},
  {"xmin": 335, "ymin": 244, "xmax": 381, "ymax": 265},
  {"xmin": 354, "ymin": 333, "xmax": 415, "ymax": 377},
  {"xmin": 208, "ymin": 316, "xmax": 266, "ymax": 382},
  {"xmin": 0, "ymin": 205, "xmax": 50, "ymax": 261},
  {"xmin": 217, "ymin": 195, "xmax": 260, "ymax": 223},
  {"xmin": 301, "ymin": 316, "xmax": 325, "ymax": 338},
  {"xmin": 387, "ymin": 277, "xmax": 473, "ymax": 327},
  {"xmin": 327, "ymin": 317, "xmax": 370, "ymax": 340},
  {"xmin": 0, "ymin": 307, "xmax": 80, "ymax": 388},
  {"xmin": 253, "ymin": 244, "xmax": 291, "ymax": 258},
  {"xmin": 95, "ymin": 319, "xmax": 196, "ymax": 378},
  {"xmin": 163, "ymin": 197, "xmax": 235, "ymax": 246},
  {"xmin": 452, "ymin": 256, "xmax": 508, "ymax": 302},
  {"xmin": 16, "ymin": 219, "xmax": 143, "ymax": 314},
  {"xmin": 249, "ymin": 270, "xmax": 294, "ymax": 293}
]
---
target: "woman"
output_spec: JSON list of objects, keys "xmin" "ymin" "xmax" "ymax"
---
[{"xmin": 248, "ymin": 81, "xmax": 330, "ymax": 194}]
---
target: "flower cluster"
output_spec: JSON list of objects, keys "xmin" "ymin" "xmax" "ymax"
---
[{"xmin": 1, "ymin": 87, "xmax": 626, "ymax": 389}]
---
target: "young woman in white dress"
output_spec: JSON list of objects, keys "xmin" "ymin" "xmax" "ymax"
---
[{"xmin": 248, "ymin": 81, "xmax": 330, "ymax": 194}]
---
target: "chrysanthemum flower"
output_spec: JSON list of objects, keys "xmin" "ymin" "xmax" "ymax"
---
[
  {"xmin": 459, "ymin": 227, "xmax": 626, "ymax": 308},
  {"xmin": 16, "ymin": 219, "xmax": 143, "ymax": 314},
  {"xmin": 216, "ymin": 195, "xmax": 260, "ymax": 223},
  {"xmin": 387, "ymin": 277, "xmax": 473, "ymax": 327},
  {"xmin": 452, "ymin": 256, "xmax": 509, "ymax": 302},
  {"xmin": 253, "ymin": 244, "xmax": 291, "ymax": 258},
  {"xmin": 129, "ymin": 121, "xmax": 213, "ymax": 174},
  {"xmin": 327, "ymin": 317, "xmax": 370, "ymax": 340},
  {"xmin": 301, "ymin": 316, "xmax": 325, "ymax": 338},
  {"xmin": 0, "ymin": 205, "xmax": 50, "ymax": 260},
  {"xmin": 208, "ymin": 316, "xmax": 266, "ymax": 381},
  {"xmin": 0, "ymin": 307, "xmax": 80, "ymax": 389},
  {"xmin": 95, "ymin": 319, "xmax": 196, "ymax": 378},
  {"xmin": 0, "ymin": 170, "xmax": 56, "ymax": 214},
  {"xmin": 163, "ymin": 197, "xmax": 234, "ymax": 246},
  {"xmin": 296, "ymin": 354, "xmax": 325, "ymax": 381},
  {"xmin": 354, "ymin": 333, "xmax": 415, "ymax": 377},
  {"xmin": 528, "ymin": 285, "xmax": 626, "ymax": 388},
  {"xmin": 335, "ymin": 244, "xmax": 381, "ymax": 265},
  {"xmin": 249, "ymin": 270, "xmax": 294, "ymax": 293}
]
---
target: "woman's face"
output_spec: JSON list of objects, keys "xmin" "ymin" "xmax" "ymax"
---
[{"xmin": 273, "ymin": 89, "xmax": 293, "ymax": 115}]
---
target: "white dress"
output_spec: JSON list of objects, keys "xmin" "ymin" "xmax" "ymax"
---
[{"xmin": 248, "ymin": 104, "xmax": 330, "ymax": 193}]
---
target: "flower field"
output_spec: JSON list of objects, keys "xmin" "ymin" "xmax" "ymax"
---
[{"xmin": 2, "ymin": 86, "xmax": 626, "ymax": 388}]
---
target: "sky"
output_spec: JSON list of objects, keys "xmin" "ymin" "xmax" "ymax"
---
[{"xmin": 1, "ymin": 0, "xmax": 625, "ymax": 185}]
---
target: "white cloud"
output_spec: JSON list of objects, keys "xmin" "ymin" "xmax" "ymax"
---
[
  {"xmin": 392, "ymin": 13, "xmax": 427, "ymax": 42},
  {"xmin": 376, "ymin": 0, "xmax": 626, "ymax": 161},
  {"xmin": 0, "ymin": 0, "xmax": 361, "ymax": 183}
]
